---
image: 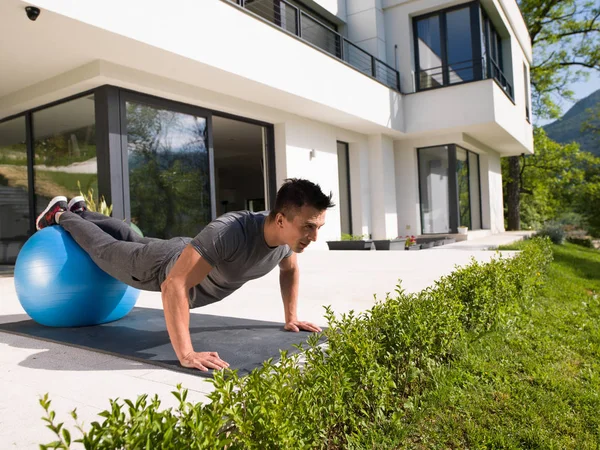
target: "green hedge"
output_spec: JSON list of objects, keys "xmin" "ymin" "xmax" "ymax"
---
[{"xmin": 40, "ymin": 238, "xmax": 553, "ymax": 450}]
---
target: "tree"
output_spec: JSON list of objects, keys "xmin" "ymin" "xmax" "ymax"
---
[
  {"xmin": 515, "ymin": 128, "xmax": 585, "ymax": 229},
  {"xmin": 506, "ymin": 0, "xmax": 600, "ymax": 230}
]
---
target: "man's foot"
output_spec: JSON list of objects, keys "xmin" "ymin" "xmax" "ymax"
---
[
  {"xmin": 36, "ymin": 196, "xmax": 68, "ymax": 230},
  {"xmin": 67, "ymin": 196, "xmax": 87, "ymax": 214}
]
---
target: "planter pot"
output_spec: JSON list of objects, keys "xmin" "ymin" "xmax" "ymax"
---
[
  {"xmin": 373, "ymin": 239, "xmax": 406, "ymax": 250},
  {"xmin": 406, "ymin": 244, "xmax": 421, "ymax": 251},
  {"xmin": 457, "ymin": 226, "xmax": 469, "ymax": 235},
  {"xmin": 327, "ymin": 240, "xmax": 374, "ymax": 251},
  {"xmin": 419, "ymin": 241, "xmax": 435, "ymax": 249}
]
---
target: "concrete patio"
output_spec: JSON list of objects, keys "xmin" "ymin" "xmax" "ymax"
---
[{"xmin": 0, "ymin": 232, "xmax": 530, "ymax": 448}]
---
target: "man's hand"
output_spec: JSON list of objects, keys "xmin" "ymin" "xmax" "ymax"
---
[
  {"xmin": 180, "ymin": 351, "xmax": 230, "ymax": 372},
  {"xmin": 284, "ymin": 320, "xmax": 322, "ymax": 333}
]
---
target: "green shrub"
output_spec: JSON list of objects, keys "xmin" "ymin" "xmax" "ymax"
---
[
  {"xmin": 340, "ymin": 233, "xmax": 367, "ymax": 241},
  {"xmin": 39, "ymin": 238, "xmax": 553, "ymax": 449},
  {"xmin": 566, "ymin": 236, "xmax": 594, "ymax": 248},
  {"xmin": 564, "ymin": 228, "xmax": 595, "ymax": 248},
  {"xmin": 537, "ymin": 221, "xmax": 566, "ymax": 244}
]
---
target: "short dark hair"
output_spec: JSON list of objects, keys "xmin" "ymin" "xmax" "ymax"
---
[{"xmin": 268, "ymin": 178, "xmax": 334, "ymax": 220}]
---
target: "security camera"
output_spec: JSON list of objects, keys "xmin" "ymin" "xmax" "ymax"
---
[{"xmin": 25, "ymin": 6, "xmax": 40, "ymax": 21}]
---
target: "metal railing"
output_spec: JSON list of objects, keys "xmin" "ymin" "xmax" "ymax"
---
[
  {"xmin": 232, "ymin": 0, "xmax": 401, "ymax": 91},
  {"xmin": 489, "ymin": 59, "xmax": 513, "ymax": 99},
  {"xmin": 417, "ymin": 57, "xmax": 514, "ymax": 100}
]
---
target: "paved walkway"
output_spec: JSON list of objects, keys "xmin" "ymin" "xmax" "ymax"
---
[{"xmin": 0, "ymin": 232, "xmax": 529, "ymax": 448}]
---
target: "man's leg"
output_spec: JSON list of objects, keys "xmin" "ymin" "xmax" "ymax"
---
[
  {"xmin": 77, "ymin": 210, "xmax": 154, "ymax": 244},
  {"xmin": 57, "ymin": 211, "xmax": 176, "ymax": 291}
]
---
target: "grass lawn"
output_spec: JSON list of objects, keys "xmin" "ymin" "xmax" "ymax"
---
[{"xmin": 402, "ymin": 243, "xmax": 600, "ymax": 449}]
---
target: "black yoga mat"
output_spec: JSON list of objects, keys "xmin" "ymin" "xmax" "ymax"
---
[{"xmin": 0, "ymin": 307, "xmax": 321, "ymax": 378}]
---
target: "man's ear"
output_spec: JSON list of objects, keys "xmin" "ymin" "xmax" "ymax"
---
[{"xmin": 275, "ymin": 212, "xmax": 285, "ymax": 228}]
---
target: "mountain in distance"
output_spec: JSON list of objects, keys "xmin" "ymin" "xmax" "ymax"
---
[{"xmin": 543, "ymin": 89, "xmax": 600, "ymax": 156}]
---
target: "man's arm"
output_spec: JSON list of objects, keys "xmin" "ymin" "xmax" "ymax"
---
[
  {"xmin": 279, "ymin": 253, "xmax": 321, "ymax": 333},
  {"xmin": 160, "ymin": 244, "xmax": 229, "ymax": 372}
]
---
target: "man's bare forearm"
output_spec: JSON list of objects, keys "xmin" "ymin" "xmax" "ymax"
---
[
  {"xmin": 280, "ymin": 268, "xmax": 299, "ymax": 323},
  {"xmin": 161, "ymin": 281, "xmax": 194, "ymax": 361}
]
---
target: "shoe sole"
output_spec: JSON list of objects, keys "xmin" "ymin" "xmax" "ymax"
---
[{"xmin": 36, "ymin": 195, "xmax": 67, "ymax": 230}]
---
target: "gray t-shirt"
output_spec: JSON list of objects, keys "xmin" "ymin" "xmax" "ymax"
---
[{"xmin": 165, "ymin": 211, "xmax": 293, "ymax": 309}]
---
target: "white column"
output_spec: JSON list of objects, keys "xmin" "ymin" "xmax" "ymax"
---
[
  {"xmin": 478, "ymin": 150, "xmax": 505, "ymax": 233},
  {"xmin": 368, "ymin": 134, "xmax": 398, "ymax": 239},
  {"xmin": 345, "ymin": 0, "xmax": 387, "ymax": 61},
  {"xmin": 394, "ymin": 141, "xmax": 420, "ymax": 236},
  {"xmin": 273, "ymin": 123, "xmax": 288, "ymax": 189},
  {"xmin": 349, "ymin": 141, "xmax": 371, "ymax": 237}
]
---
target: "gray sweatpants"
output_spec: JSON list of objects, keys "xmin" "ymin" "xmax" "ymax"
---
[{"xmin": 59, "ymin": 211, "xmax": 189, "ymax": 291}]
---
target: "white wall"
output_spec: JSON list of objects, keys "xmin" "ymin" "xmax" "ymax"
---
[
  {"xmin": 311, "ymin": 0, "xmax": 348, "ymax": 21},
  {"xmin": 486, "ymin": 150, "xmax": 505, "ymax": 233},
  {"xmin": 368, "ymin": 134, "xmax": 398, "ymax": 239},
  {"xmin": 277, "ymin": 117, "xmax": 370, "ymax": 247},
  {"xmin": 346, "ymin": 0, "xmax": 388, "ymax": 61},
  {"xmin": 12, "ymin": 0, "xmax": 403, "ymax": 134}
]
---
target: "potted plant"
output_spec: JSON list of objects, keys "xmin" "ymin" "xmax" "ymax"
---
[
  {"xmin": 373, "ymin": 236, "xmax": 407, "ymax": 250},
  {"xmin": 404, "ymin": 235, "xmax": 420, "ymax": 250},
  {"xmin": 327, "ymin": 233, "xmax": 374, "ymax": 250},
  {"xmin": 457, "ymin": 225, "xmax": 469, "ymax": 235}
]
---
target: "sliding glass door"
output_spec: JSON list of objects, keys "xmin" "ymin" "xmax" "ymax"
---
[
  {"xmin": 418, "ymin": 146, "xmax": 451, "ymax": 234},
  {"xmin": 418, "ymin": 144, "xmax": 482, "ymax": 234},
  {"xmin": 125, "ymin": 100, "xmax": 211, "ymax": 239}
]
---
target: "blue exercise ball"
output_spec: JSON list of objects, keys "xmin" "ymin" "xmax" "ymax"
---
[{"xmin": 14, "ymin": 226, "xmax": 139, "ymax": 327}]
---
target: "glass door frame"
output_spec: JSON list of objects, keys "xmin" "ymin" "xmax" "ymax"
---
[
  {"xmin": 92, "ymin": 85, "xmax": 276, "ymax": 224},
  {"xmin": 417, "ymin": 143, "xmax": 483, "ymax": 234}
]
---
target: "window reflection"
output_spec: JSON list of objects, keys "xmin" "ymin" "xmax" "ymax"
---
[
  {"xmin": 33, "ymin": 95, "xmax": 98, "ymax": 216},
  {"xmin": 0, "ymin": 117, "xmax": 29, "ymax": 264},
  {"xmin": 419, "ymin": 146, "xmax": 450, "ymax": 234},
  {"xmin": 416, "ymin": 15, "xmax": 443, "ymax": 89},
  {"xmin": 456, "ymin": 147, "xmax": 471, "ymax": 229},
  {"xmin": 126, "ymin": 102, "xmax": 211, "ymax": 239}
]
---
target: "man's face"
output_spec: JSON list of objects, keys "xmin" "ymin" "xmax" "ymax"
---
[{"xmin": 279, "ymin": 206, "xmax": 327, "ymax": 253}]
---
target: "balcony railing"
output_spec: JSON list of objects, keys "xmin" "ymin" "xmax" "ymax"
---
[
  {"xmin": 231, "ymin": 0, "xmax": 401, "ymax": 92},
  {"xmin": 489, "ymin": 59, "xmax": 513, "ymax": 99},
  {"xmin": 417, "ymin": 58, "xmax": 514, "ymax": 100}
]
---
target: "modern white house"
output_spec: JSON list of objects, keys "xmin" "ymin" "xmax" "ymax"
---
[{"xmin": 0, "ymin": 0, "xmax": 533, "ymax": 263}]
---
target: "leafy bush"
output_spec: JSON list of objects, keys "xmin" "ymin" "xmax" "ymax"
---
[
  {"xmin": 340, "ymin": 233, "xmax": 367, "ymax": 241},
  {"xmin": 536, "ymin": 221, "xmax": 566, "ymax": 244},
  {"xmin": 39, "ymin": 238, "xmax": 553, "ymax": 449},
  {"xmin": 567, "ymin": 236, "xmax": 594, "ymax": 248},
  {"xmin": 562, "ymin": 227, "xmax": 594, "ymax": 248},
  {"xmin": 77, "ymin": 180, "xmax": 112, "ymax": 217}
]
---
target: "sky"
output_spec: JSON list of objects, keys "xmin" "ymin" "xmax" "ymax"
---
[{"xmin": 535, "ymin": 72, "xmax": 600, "ymax": 126}]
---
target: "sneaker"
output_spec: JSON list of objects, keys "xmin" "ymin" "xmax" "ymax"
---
[
  {"xmin": 67, "ymin": 196, "xmax": 87, "ymax": 214},
  {"xmin": 36, "ymin": 196, "xmax": 67, "ymax": 230}
]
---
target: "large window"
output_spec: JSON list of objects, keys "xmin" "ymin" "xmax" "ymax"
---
[
  {"xmin": 414, "ymin": 4, "xmax": 480, "ymax": 90},
  {"xmin": 418, "ymin": 145, "xmax": 482, "ymax": 234},
  {"xmin": 0, "ymin": 117, "xmax": 29, "ymax": 264},
  {"xmin": 126, "ymin": 101, "xmax": 211, "ymax": 239},
  {"xmin": 33, "ymin": 95, "xmax": 97, "ymax": 217},
  {"xmin": 1, "ymin": 86, "xmax": 276, "ymax": 265},
  {"xmin": 414, "ymin": 2, "xmax": 513, "ymax": 97},
  {"xmin": 481, "ymin": 9, "xmax": 512, "ymax": 97}
]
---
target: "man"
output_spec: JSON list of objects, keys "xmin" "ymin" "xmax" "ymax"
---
[{"xmin": 35, "ymin": 178, "xmax": 334, "ymax": 372}]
